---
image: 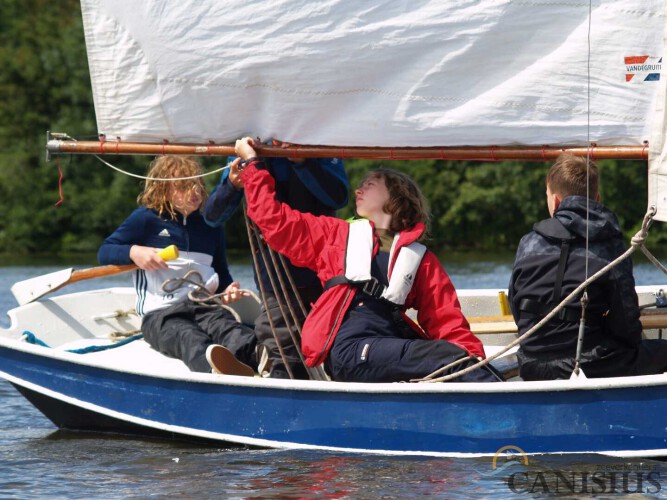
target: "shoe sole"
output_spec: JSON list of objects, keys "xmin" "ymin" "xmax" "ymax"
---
[{"xmin": 207, "ymin": 345, "xmax": 254, "ymax": 377}]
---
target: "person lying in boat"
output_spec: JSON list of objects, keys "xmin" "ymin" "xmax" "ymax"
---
[
  {"xmin": 231, "ymin": 137, "xmax": 498, "ymax": 383},
  {"xmin": 509, "ymin": 153, "xmax": 667, "ymax": 380},
  {"xmin": 203, "ymin": 140, "xmax": 349, "ymax": 380},
  {"xmin": 97, "ymin": 155, "xmax": 258, "ymax": 376}
]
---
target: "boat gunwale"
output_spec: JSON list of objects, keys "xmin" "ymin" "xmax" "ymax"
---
[{"xmin": 1, "ymin": 334, "xmax": 667, "ymax": 395}]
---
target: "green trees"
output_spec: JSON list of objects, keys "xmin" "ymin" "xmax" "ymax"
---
[
  {"xmin": 0, "ymin": 0, "xmax": 145, "ymax": 254},
  {"xmin": 0, "ymin": 2, "xmax": 660, "ymax": 255},
  {"xmin": 337, "ymin": 158, "xmax": 658, "ymax": 249}
]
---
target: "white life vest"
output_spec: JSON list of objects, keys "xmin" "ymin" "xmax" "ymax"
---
[{"xmin": 338, "ymin": 219, "xmax": 426, "ymax": 306}]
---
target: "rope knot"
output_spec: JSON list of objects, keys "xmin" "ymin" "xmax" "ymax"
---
[{"xmin": 631, "ymin": 206, "xmax": 656, "ymax": 247}]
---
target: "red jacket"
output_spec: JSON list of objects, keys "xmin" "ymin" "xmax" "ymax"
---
[{"xmin": 242, "ymin": 163, "xmax": 486, "ymax": 366}]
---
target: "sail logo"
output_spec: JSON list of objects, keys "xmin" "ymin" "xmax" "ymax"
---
[{"xmin": 625, "ymin": 55, "xmax": 661, "ymax": 82}]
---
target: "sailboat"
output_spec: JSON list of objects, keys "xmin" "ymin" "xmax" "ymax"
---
[{"xmin": 3, "ymin": 0, "xmax": 667, "ymax": 456}]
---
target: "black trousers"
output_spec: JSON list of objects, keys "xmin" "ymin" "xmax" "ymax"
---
[
  {"xmin": 254, "ymin": 286, "xmax": 322, "ymax": 379},
  {"xmin": 142, "ymin": 301, "xmax": 257, "ymax": 373},
  {"xmin": 518, "ymin": 339, "xmax": 667, "ymax": 381},
  {"xmin": 325, "ymin": 298, "xmax": 499, "ymax": 383}
]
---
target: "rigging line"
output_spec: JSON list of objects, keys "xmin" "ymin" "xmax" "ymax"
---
[
  {"xmin": 263, "ymin": 239, "xmax": 328, "ymax": 380},
  {"xmin": 585, "ymin": 0, "xmax": 592, "ymax": 284},
  {"xmin": 93, "ymin": 154, "xmax": 228, "ymax": 181},
  {"xmin": 416, "ymin": 354, "xmax": 474, "ymax": 381},
  {"xmin": 640, "ymin": 245, "xmax": 667, "ymax": 275},
  {"xmin": 54, "ymin": 156, "xmax": 64, "ymax": 206},
  {"xmin": 249, "ymin": 217, "xmax": 321, "ymax": 380},
  {"xmin": 572, "ymin": 0, "xmax": 594, "ymax": 378},
  {"xmin": 265, "ymin": 244, "xmax": 305, "ymax": 338},
  {"xmin": 77, "ymin": 132, "xmax": 230, "ymax": 181},
  {"xmin": 278, "ymin": 253, "xmax": 309, "ymax": 318},
  {"xmin": 242, "ymin": 202, "xmax": 299, "ymax": 380},
  {"xmin": 244, "ymin": 209, "xmax": 325, "ymax": 381}
]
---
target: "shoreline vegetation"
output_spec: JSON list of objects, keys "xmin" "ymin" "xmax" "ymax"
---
[
  {"xmin": 1, "ymin": 1, "xmax": 665, "ymax": 256},
  {"xmin": 0, "ymin": 246, "xmax": 664, "ymax": 269}
]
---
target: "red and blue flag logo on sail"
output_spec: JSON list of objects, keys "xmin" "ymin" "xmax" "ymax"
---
[{"xmin": 625, "ymin": 55, "xmax": 661, "ymax": 82}]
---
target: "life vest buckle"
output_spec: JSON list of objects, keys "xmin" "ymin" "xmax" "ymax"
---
[{"xmin": 361, "ymin": 277, "xmax": 385, "ymax": 298}]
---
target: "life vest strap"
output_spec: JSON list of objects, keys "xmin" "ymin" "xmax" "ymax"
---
[{"xmin": 323, "ymin": 275, "xmax": 387, "ymax": 300}]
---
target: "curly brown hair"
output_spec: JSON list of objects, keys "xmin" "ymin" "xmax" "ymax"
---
[
  {"xmin": 361, "ymin": 168, "xmax": 430, "ymax": 237},
  {"xmin": 137, "ymin": 156, "xmax": 207, "ymax": 219}
]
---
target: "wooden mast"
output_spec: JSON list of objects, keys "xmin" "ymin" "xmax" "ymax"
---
[{"xmin": 46, "ymin": 138, "xmax": 648, "ymax": 161}]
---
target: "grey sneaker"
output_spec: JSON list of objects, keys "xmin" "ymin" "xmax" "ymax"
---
[{"xmin": 206, "ymin": 344, "xmax": 254, "ymax": 377}]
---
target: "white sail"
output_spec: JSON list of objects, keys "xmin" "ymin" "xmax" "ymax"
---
[
  {"xmin": 649, "ymin": 2, "xmax": 667, "ymax": 221},
  {"xmin": 80, "ymin": 0, "xmax": 664, "ymax": 148}
]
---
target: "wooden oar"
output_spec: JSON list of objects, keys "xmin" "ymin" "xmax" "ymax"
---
[{"xmin": 10, "ymin": 245, "xmax": 179, "ymax": 306}]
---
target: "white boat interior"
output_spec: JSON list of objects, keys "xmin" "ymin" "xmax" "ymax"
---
[{"xmin": 4, "ymin": 285, "xmax": 667, "ymax": 382}]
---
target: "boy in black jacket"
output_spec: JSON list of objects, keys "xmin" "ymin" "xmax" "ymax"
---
[{"xmin": 509, "ymin": 153, "xmax": 667, "ymax": 380}]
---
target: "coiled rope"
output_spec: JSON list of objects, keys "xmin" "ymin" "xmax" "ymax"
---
[{"xmin": 161, "ymin": 270, "xmax": 242, "ymax": 321}]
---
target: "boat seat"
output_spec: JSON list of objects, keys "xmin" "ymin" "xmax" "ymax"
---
[
  {"xmin": 468, "ymin": 315, "xmax": 517, "ymax": 334},
  {"xmin": 468, "ymin": 310, "xmax": 667, "ymax": 335},
  {"xmin": 488, "ymin": 352, "xmax": 520, "ymax": 381},
  {"xmin": 638, "ymin": 310, "xmax": 667, "ymax": 329}
]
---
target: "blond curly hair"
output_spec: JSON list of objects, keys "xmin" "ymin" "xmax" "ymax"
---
[{"xmin": 138, "ymin": 156, "xmax": 207, "ymax": 219}]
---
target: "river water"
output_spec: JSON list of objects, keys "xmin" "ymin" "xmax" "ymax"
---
[{"xmin": 1, "ymin": 258, "xmax": 667, "ymax": 498}]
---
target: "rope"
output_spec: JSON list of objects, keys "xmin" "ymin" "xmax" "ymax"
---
[
  {"xmin": 243, "ymin": 202, "xmax": 326, "ymax": 381},
  {"xmin": 54, "ymin": 157, "xmax": 64, "ymax": 206},
  {"xmin": 21, "ymin": 331, "xmax": 50, "ymax": 347},
  {"xmin": 266, "ymin": 233, "xmax": 328, "ymax": 380},
  {"xmin": 109, "ymin": 329, "xmax": 142, "ymax": 341},
  {"xmin": 66, "ymin": 333, "xmax": 144, "ymax": 354},
  {"xmin": 94, "ymin": 154, "xmax": 228, "ymax": 182},
  {"xmin": 55, "ymin": 133, "xmax": 228, "ymax": 182},
  {"xmin": 413, "ymin": 354, "xmax": 476, "ymax": 381},
  {"xmin": 161, "ymin": 271, "xmax": 242, "ymax": 321},
  {"xmin": 573, "ymin": 0, "xmax": 594, "ymax": 377},
  {"xmin": 21, "ymin": 330, "xmax": 144, "ymax": 353},
  {"xmin": 243, "ymin": 206, "xmax": 297, "ymax": 378},
  {"xmin": 420, "ymin": 206, "xmax": 657, "ymax": 383},
  {"xmin": 640, "ymin": 246, "xmax": 667, "ymax": 275}
]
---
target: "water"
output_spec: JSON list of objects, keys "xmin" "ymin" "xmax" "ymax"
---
[{"xmin": 1, "ymin": 258, "xmax": 667, "ymax": 497}]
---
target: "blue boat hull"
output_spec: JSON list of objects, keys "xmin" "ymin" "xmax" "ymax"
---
[{"xmin": 2, "ymin": 342, "xmax": 667, "ymax": 457}]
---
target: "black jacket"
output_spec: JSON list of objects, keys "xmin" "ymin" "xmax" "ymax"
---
[{"xmin": 509, "ymin": 196, "xmax": 642, "ymax": 357}]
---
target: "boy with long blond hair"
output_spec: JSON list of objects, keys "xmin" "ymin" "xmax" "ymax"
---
[{"xmin": 98, "ymin": 156, "xmax": 258, "ymax": 376}]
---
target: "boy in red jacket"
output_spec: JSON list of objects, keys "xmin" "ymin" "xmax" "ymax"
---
[{"xmin": 232, "ymin": 138, "xmax": 497, "ymax": 382}]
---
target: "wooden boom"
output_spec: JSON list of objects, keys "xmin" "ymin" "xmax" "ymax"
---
[{"xmin": 46, "ymin": 139, "xmax": 648, "ymax": 161}]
